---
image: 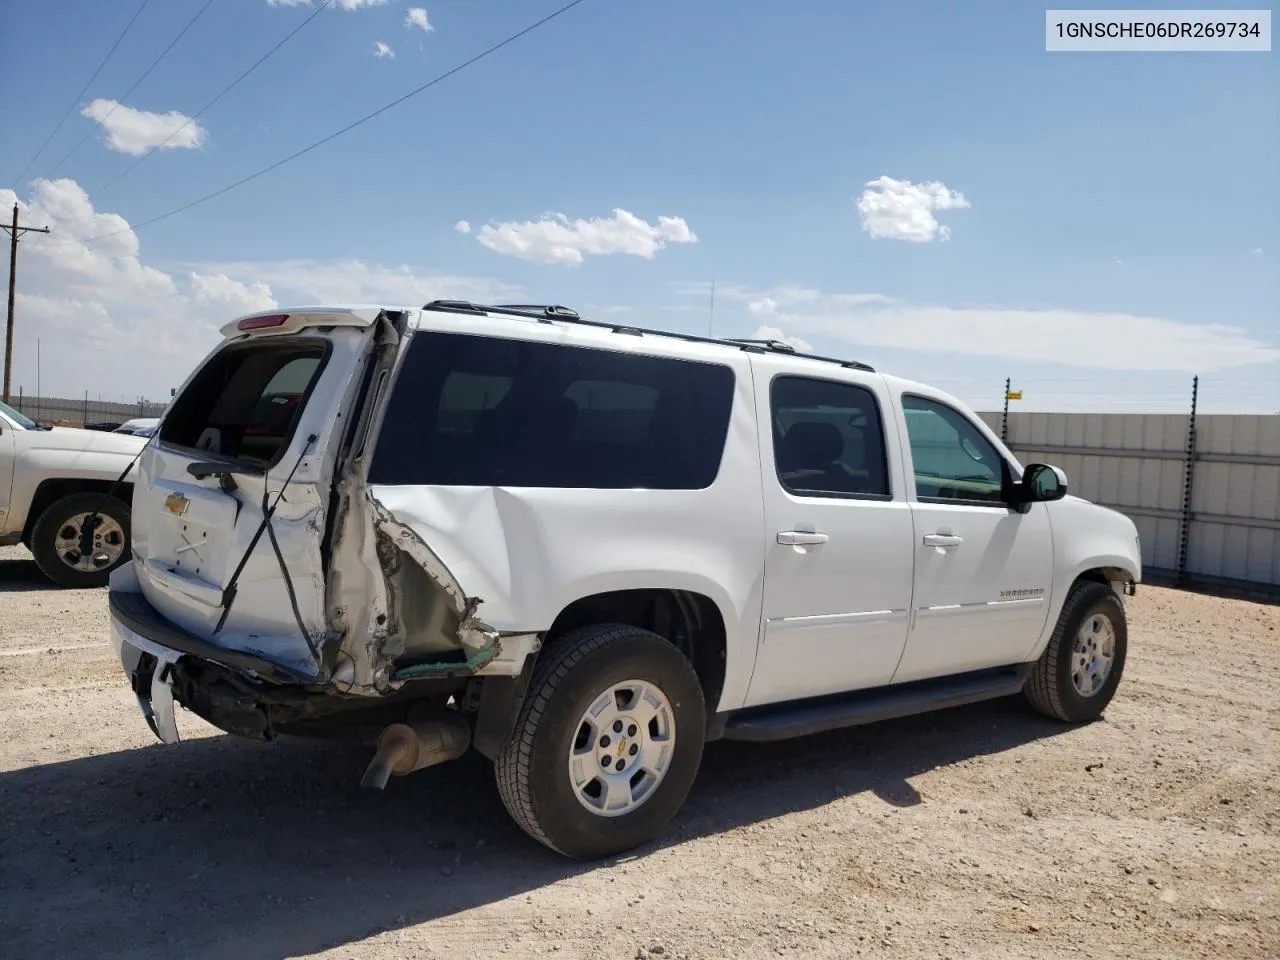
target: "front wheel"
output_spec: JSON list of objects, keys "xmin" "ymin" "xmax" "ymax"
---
[
  {"xmin": 495, "ymin": 623, "xmax": 706, "ymax": 859},
  {"xmin": 30, "ymin": 492, "xmax": 132, "ymax": 589},
  {"xmin": 1024, "ymin": 580, "xmax": 1128, "ymax": 722}
]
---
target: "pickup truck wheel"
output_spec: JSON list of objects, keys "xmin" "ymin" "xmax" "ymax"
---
[
  {"xmin": 1024, "ymin": 580, "xmax": 1127, "ymax": 722},
  {"xmin": 495, "ymin": 623, "xmax": 706, "ymax": 859},
  {"xmin": 30, "ymin": 492, "xmax": 132, "ymax": 589}
]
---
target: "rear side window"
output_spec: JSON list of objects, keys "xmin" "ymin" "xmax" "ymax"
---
[
  {"xmin": 159, "ymin": 340, "xmax": 327, "ymax": 466},
  {"xmin": 368, "ymin": 332, "xmax": 736, "ymax": 489},
  {"xmin": 770, "ymin": 376, "xmax": 890, "ymax": 499}
]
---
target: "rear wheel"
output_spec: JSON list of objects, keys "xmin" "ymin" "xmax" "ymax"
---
[
  {"xmin": 1024, "ymin": 580, "xmax": 1127, "ymax": 722},
  {"xmin": 495, "ymin": 623, "xmax": 706, "ymax": 859},
  {"xmin": 30, "ymin": 492, "xmax": 132, "ymax": 589}
]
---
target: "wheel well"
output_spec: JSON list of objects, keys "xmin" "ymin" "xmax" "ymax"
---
[
  {"xmin": 1076, "ymin": 566, "xmax": 1131, "ymax": 586},
  {"xmin": 22, "ymin": 480, "xmax": 133, "ymax": 543},
  {"xmin": 545, "ymin": 589, "xmax": 728, "ymax": 711},
  {"xmin": 1074, "ymin": 566, "xmax": 1135, "ymax": 595}
]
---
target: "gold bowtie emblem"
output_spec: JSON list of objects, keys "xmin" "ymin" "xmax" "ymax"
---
[{"xmin": 164, "ymin": 492, "xmax": 190, "ymax": 516}]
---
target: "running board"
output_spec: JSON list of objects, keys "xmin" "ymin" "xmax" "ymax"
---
[{"xmin": 715, "ymin": 666, "xmax": 1031, "ymax": 742}]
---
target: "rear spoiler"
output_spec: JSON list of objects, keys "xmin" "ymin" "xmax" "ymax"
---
[{"xmin": 220, "ymin": 306, "xmax": 396, "ymax": 339}]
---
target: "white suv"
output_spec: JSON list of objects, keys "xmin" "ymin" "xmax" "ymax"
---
[{"xmin": 108, "ymin": 301, "xmax": 1141, "ymax": 859}]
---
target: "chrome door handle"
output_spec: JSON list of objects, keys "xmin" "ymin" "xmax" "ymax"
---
[
  {"xmin": 778, "ymin": 531, "xmax": 829, "ymax": 546},
  {"xmin": 923, "ymin": 533, "xmax": 963, "ymax": 548}
]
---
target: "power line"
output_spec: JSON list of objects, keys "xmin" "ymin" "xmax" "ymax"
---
[
  {"xmin": 97, "ymin": 0, "xmax": 336, "ymax": 196},
  {"xmin": 68, "ymin": 0, "xmax": 591, "ymax": 248},
  {"xmin": 46, "ymin": 0, "xmax": 218, "ymax": 178},
  {"xmin": 10, "ymin": 0, "xmax": 152, "ymax": 185}
]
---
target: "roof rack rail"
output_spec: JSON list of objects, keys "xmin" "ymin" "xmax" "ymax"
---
[
  {"xmin": 491, "ymin": 303, "xmax": 581, "ymax": 320},
  {"xmin": 724, "ymin": 337, "xmax": 797, "ymax": 354},
  {"xmin": 422, "ymin": 300, "xmax": 582, "ymax": 324},
  {"xmin": 423, "ymin": 299, "xmax": 485, "ymax": 314},
  {"xmin": 419, "ymin": 300, "xmax": 875, "ymax": 372}
]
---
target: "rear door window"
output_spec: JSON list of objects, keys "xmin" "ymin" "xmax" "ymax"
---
[
  {"xmin": 369, "ymin": 331, "xmax": 736, "ymax": 489},
  {"xmin": 770, "ymin": 375, "xmax": 891, "ymax": 499},
  {"xmin": 159, "ymin": 340, "xmax": 328, "ymax": 466}
]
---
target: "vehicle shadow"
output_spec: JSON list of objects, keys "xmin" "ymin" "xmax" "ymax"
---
[
  {"xmin": 0, "ymin": 556, "xmax": 61, "ymax": 593},
  {"xmin": 0, "ymin": 697, "xmax": 1071, "ymax": 960}
]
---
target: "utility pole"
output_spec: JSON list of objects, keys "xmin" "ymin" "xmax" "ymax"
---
[{"xmin": 3, "ymin": 203, "xmax": 51, "ymax": 403}]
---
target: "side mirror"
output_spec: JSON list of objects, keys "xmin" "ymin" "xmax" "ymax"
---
[{"xmin": 1018, "ymin": 463, "xmax": 1068, "ymax": 503}]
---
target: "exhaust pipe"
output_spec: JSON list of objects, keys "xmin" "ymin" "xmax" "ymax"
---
[{"xmin": 360, "ymin": 712, "xmax": 471, "ymax": 790}]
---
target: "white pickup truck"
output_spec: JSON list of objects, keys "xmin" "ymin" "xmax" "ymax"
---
[
  {"xmin": 107, "ymin": 302, "xmax": 1141, "ymax": 859},
  {"xmin": 0, "ymin": 400, "xmax": 146, "ymax": 587}
]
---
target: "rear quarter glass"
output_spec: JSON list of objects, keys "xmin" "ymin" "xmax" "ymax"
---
[{"xmin": 367, "ymin": 331, "xmax": 737, "ymax": 491}]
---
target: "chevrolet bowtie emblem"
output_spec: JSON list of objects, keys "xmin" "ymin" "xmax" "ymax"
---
[{"xmin": 164, "ymin": 492, "xmax": 191, "ymax": 516}]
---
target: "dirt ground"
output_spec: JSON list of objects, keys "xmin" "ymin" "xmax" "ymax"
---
[{"xmin": 0, "ymin": 544, "xmax": 1276, "ymax": 960}]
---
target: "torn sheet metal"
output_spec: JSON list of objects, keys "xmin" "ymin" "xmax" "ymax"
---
[{"xmin": 324, "ymin": 490, "xmax": 503, "ymax": 695}]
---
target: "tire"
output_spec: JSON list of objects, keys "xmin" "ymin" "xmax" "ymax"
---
[
  {"xmin": 1024, "ymin": 580, "xmax": 1127, "ymax": 722},
  {"xmin": 495, "ymin": 623, "xmax": 706, "ymax": 860},
  {"xmin": 30, "ymin": 492, "xmax": 132, "ymax": 589}
]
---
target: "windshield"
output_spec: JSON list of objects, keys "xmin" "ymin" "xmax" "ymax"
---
[{"xmin": 0, "ymin": 400, "xmax": 38, "ymax": 430}]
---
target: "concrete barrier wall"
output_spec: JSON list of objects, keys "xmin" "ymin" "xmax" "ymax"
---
[{"xmin": 979, "ymin": 411, "xmax": 1280, "ymax": 588}]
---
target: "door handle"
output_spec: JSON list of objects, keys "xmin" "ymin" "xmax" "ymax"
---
[
  {"xmin": 777, "ymin": 531, "xmax": 829, "ymax": 546},
  {"xmin": 923, "ymin": 533, "xmax": 963, "ymax": 548}
]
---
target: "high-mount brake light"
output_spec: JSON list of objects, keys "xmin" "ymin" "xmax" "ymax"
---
[{"xmin": 238, "ymin": 313, "xmax": 290, "ymax": 331}]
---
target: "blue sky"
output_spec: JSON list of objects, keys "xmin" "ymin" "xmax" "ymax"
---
[{"xmin": 1, "ymin": 0, "xmax": 1276, "ymax": 411}]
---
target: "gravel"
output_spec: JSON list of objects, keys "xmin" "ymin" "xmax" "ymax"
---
[{"xmin": 1, "ymin": 543, "xmax": 1276, "ymax": 960}]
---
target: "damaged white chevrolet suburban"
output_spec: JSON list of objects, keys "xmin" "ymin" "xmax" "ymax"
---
[{"xmin": 108, "ymin": 301, "xmax": 1141, "ymax": 859}]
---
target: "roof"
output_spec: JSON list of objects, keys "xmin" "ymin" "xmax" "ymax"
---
[
  {"xmin": 225, "ymin": 299, "xmax": 889, "ymax": 380},
  {"xmin": 417, "ymin": 300, "xmax": 877, "ymax": 373}
]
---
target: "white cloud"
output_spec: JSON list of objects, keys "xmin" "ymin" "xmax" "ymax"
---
[
  {"xmin": 0, "ymin": 179, "xmax": 276, "ymax": 398},
  {"xmin": 0, "ymin": 178, "xmax": 521, "ymax": 399},
  {"xmin": 373, "ymin": 41, "xmax": 394, "ymax": 58},
  {"xmin": 1252, "ymin": 247, "xmax": 1264, "ymax": 257},
  {"xmin": 855, "ymin": 175, "xmax": 970, "ymax": 242},
  {"xmin": 80, "ymin": 100, "xmax": 206, "ymax": 156},
  {"xmin": 677, "ymin": 282, "xmax": 1280, "ymax": 373},
  {"xmin": 266, "ymin": 0, "xmax": 310, "ymax": 5},
  {"xmin": 187, "ymin": 272, "xmax": 276, "ymax": 315},
  {"xmin": 752, "ymin": 325, "xmax": 812, "ymax": 353},
  {"xmin": 405, "ymin": 7, "xmax": 432, "ymax": 32},
  {"xmin": 187, "ymin": 258, "xmax": 520, "ymax": 308},
  {"xmin": 476, "ymin": 209, "xmax": 698, "ymax": 265},
  {"xmin": 454, "ymin": 219, "xmax": 471, "ymax": 234}
]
